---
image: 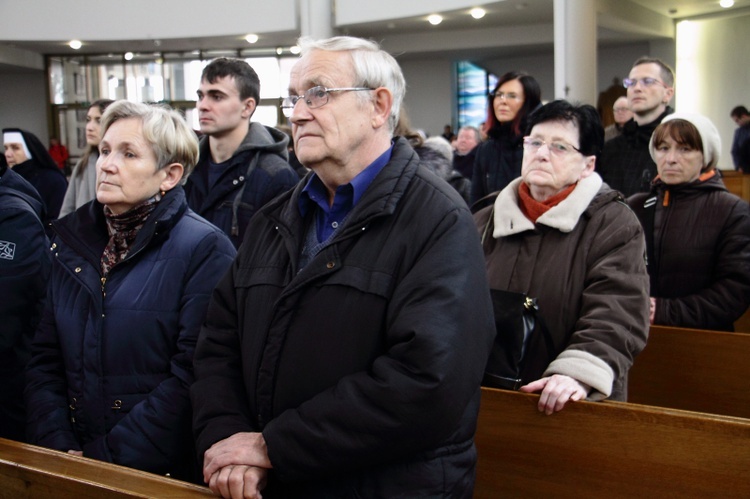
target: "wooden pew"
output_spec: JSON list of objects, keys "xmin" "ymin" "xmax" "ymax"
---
[
  {"xmin": 475, "ymin": 388, "xmax": 750, "ymax": 498},
  {"xmin": 720, "ymin": 169, "xmax": 750, "ymax": 202},
  {"xmin": 0, "ymin": 438, "xmax": 214, "ymax": 498},
  {"xmin": 734, "ymin": 306, "xmax": 750, "ymax": 332},
  {"xmin": 628, "ymin": 325, "xmax": 750, "ymax": 418}
]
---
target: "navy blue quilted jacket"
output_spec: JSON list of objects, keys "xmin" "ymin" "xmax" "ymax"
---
[
  {"xmin": 25, "ymin": 187, "xmax": 235, "ymax": 480},
  {"xmin": 0, "ymin": 166, "xmax": 50, "ymax": 441}
]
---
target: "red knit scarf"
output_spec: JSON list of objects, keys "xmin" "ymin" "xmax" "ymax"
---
[{"xmin": 518, "ymin": 182, "xmax": 577, "ymax": 224}]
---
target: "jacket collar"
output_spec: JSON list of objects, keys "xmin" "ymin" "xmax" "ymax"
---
[
  {"xmin": 650, "ymin": 168, "xmax": 728, "ymax": 195},
  {"xmin": 264, "ymin": 137, "xmax": 420, "ymax": 240},
  {"xmin": 622, "ymin": 106, "xmax": 674, "ymax": 139},
  {"xmin": 53, "ymin": 186, "xmax": 188, "ymax": 266},
  {"xmin": 492, "ymin": 173, "xmax": 603, "ymax": 237}
]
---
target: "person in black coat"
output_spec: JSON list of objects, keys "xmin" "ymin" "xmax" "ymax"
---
[
  {"xmin": 0, "ymin": 159, "xmax": 51, "ymax": 441},
  {"xmin": 470, "ymin": 71, "xmax": 541, "ymax": 209},
  {"xmin": 3, "ymin": 128, "xmax": 68, "ymax": 224},
  {"xmin": 191, "ymin": 36, "xmax": 495, "ymax": 498},
  {"xmin": 628, "ymin": 112, "xmax": 750, "ymax": 330}
]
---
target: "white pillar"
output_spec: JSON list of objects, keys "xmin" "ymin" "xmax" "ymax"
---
[
  {"xmin": 299, "ymin": 0, "xmax": 334, "ymax": 40},
  {"xmin": 553, "ymin": 0, "xmax": 598, "ymax": 105}
]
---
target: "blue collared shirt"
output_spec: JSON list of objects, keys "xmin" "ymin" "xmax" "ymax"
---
[{"xmin": 298, "ymin": 145, "xmax": 393, "ymax": 243}]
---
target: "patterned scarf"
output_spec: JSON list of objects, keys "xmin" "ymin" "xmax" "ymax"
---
[{"xmin": 100, "ymin": 195, "xmax": 160, "ymax": 277}]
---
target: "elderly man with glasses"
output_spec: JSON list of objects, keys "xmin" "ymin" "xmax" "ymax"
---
[
  {"xmin": 191, "ymin": 36, "xmax": 495, "ymax": 499},
  {"xmin": 597, "ymin": 56, "xmax": 675, "ymax": 197}
]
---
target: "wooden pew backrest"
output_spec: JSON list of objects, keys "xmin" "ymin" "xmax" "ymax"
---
[
  {"xmin": 720, "ymin": 170, "xmax": 750, "ymax": 202},
  {"xmin": 0, "ymin": 438, "xmax": 214, "ymax": 499},
  {"xmin": 628, "ymin": 325, "xmax": 750, "ymax": 418},
  {"xmin": 475, "ymin": 388, "xmax": 750, "ymax": 498}
]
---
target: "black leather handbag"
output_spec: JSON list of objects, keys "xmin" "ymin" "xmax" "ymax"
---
[{"xmin": 483, "ymin": 289, "xmax": 542, "ymax": 390}]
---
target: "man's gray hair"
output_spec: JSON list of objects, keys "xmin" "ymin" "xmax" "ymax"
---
[
  {"xmin": 100, "ymin": 100, "xmax": 199, "ymax": 183},
  {"xmin": 458, "ymin": 126, "xmax": 481, "ymax": 143},
  {"xmin": 298, "ymin": 36, "xmax": 406, "ymax": 133}
]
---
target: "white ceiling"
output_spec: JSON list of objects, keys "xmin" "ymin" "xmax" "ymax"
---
[{"xmin": 0, "ymin": 0, "xmax": 747, "ymax": 64}]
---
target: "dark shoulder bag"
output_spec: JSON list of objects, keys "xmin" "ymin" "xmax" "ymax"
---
[
  {"xmin": 483, "ymin": 290, "xmax": 543, "ymax": 390},
  {"xmin": 480, "ymin": 204, "xmax": 553, "ymax": 390}
]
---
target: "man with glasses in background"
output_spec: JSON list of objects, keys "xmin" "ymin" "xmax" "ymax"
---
[
  {"xmin": 598, "ymin": 56, "xmax": 675, "ymax": 197},
  {"xmin": 191, "ymin": 36, "xmax": 495, "ymax": 498},
  {"xmin": 185, "ymin": 57, "xmax": 299, "ymax": 248}
]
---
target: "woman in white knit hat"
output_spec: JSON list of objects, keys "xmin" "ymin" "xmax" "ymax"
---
[{"xmin": 628, "ymin": 112, "xmax": 750, "ymax": 331}]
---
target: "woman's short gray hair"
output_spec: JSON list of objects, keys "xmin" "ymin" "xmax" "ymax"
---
[
  {"xmin": 297, "ymin": 36, "xmax": 406, "ymax": 133},
  {"xmin": 99, "ymin": 100, "xmax": 199, "ymax": 182}
]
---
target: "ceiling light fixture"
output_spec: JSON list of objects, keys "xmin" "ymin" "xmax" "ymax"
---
[
  {"xmin": 124, "ymin": 52, "xmax": 134, "ymax": 61},
  {"xmin": 470, "ymin": 8, "xmax": 486, "ymax": 19},
  {"xmin": 69, "ymin": 40, "xmax": 82, "ymax": 50},
  {"xmin": 719, "ymin": 0, "xmax": 734, "ymax": 8},
  {"xmin": 428, "ymin": 14, "xmax": 443, "ymax": 25},
  {"xmin": 245, "ymin": 34, "xmax": 259, "ymax": 44},
  {"xmin": 290, "ymin": 45, "xmax": 301, "ymax": 55}
]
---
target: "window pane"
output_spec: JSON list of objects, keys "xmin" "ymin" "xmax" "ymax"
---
[
  {"xmin": 49, "ymin": 58, "xmax": 64, "ymax": 104},
  {"xmin": 254, "ymin": 105, "xmax": 281, "ymax": 127},
  {"xmin": 456, "ymin": 61, "xmax": 496, "ymax": 129},
  {"xmin": 245, "ymin": 57, "xmax": 281, "ymax": 99},
  {"xmin": 126, "ymin": 61, "xmax": 165, "ymax": 102},
  {"xmin": 279, "ymin": 57, "xmax": 297, "ymax": 96},
  {"xmin": 164, "ymin": 59, "xmax": 206, "ymax": 101}
]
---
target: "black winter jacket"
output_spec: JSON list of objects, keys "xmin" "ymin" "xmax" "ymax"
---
[
  {"xmin": 185, "ymin": 123, "xmax": 300, "ymax": 248},
  {"xmin": 598, "ymin": 107, "xmax": 673, "ymax": 197},
  {"xmin": 191, "ymin": 138, "xmax": 496, "ymax": 498},
  {"xmin": 629, "ymin": 171, "xmax": 750, "ymax": 330},
  {"xmin": 0, "ymin": 167, "xmax": 50, "ymax": 441},
  {"xmin": 470, "ymin": 123, "xmax": 524, "ymax": 205},
  {"xmin": 12, "ymin": 159, "xmax": 67, "ymax": 224}
]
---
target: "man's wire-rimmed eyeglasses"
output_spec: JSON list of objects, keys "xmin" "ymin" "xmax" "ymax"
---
[
  {"xmin": 622, "ymin": 77, "xmax": 669, "ymax": 89},
  {"xmin": 281, "ymin": 86, "xmax": 375, "ymax": 117}
]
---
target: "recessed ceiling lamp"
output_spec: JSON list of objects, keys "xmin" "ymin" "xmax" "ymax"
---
[
  {"xmin": 290, "ymin": 45, "xmax": 301, "ymax": 55},
  {"xmin": 69, "ymin": 40, "xmax": 82, "ymax": 50},
  {"xmin": 245, "ymin": 34, "xmax": 259, "ymax": 44},
  {"xmin": 470, "ymin": 8, "xmax": 486, "ymax": 19},
  {"xmin": 719, "ymin": 0, "xmax": 734, "ymax": 8},
  {"xmin": 124, "ymin": 52, "xmax": 134, "ymax": 61},
  {"xmin": 428, "ymin": 14, "xmax": 443, "ymax": 25}
]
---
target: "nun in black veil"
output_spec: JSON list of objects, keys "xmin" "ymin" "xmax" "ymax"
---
[{"xmin": 3, "ymin": 128, "xmax": 67, "ymax": 222}]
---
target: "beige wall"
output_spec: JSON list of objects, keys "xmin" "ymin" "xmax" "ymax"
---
[{"xmin": 674, "ymin": 13, "xmax": 750, "ymax": 169}]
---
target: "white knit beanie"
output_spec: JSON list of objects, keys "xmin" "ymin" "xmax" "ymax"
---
[{"xmin": 649, "ymin": 112, "xmax": 722, "ymax": 170}]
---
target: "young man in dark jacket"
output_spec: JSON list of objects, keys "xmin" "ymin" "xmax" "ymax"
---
[
  {"xmin": 0, "ymin": 161, "xmax": 51, "ymax": 441},
  {"xmin": 185, "ymin": 58, "xmax": 299, "ymax": 248},
  {"xmin": 598, "ymin": 57, "xmax": 675, "ymax": 197},
  {"xmin": 191, "ymin": 36, "xmax": 496, "ymax": 498}
]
